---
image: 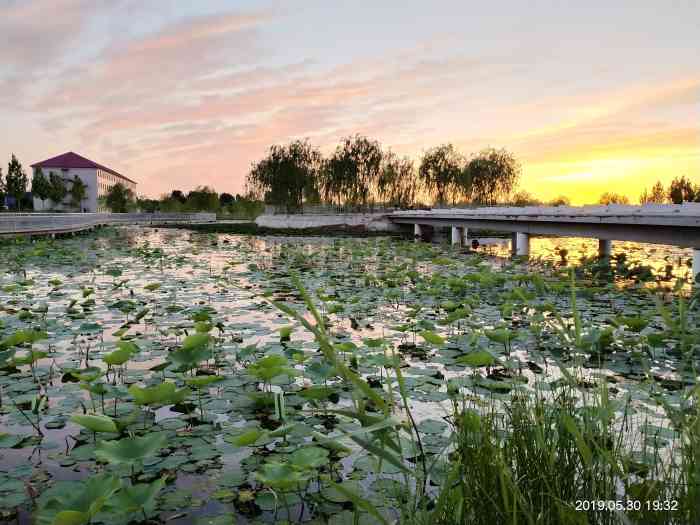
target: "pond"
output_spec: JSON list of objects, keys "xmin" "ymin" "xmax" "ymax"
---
[{"xmin": 0, "ymin": 227, "xmax": 698, "ymax": 524}]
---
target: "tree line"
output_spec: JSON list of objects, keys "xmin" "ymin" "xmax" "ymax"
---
[
  {"xmin": 245, "ymin": 135, "xmax": 522, "ymax": 212},
  {"xmin": 499, "ymin": 176, "xmax": 700, "ymax": 208},
  {"xmin": 588, "ymin": 177, "xmax": 700, "ymax": 206},
  {"xmin": 0, "ymin": 155, "xmax": 88, "ymax": 211},
  {"xmin": 3, "ymin": 149, "xmax": 697, "ymax": 214},
  {"xmin": 95, "ymin": 184, "xmax": 263, "ymax": 217},
  {"xmin": 136, "ymin": 187, "xmax": 264, "ymax": 218},
  {"xmin": 638, "ymin": 176, "xmax": 700, "ymax": 204},
  {"xmin": 0, "ymin": 154, "xmax": 262, "ymax": 217}
]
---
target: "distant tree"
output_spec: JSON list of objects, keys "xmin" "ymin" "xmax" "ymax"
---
[
  {"xmin": 599, "ymin": 192, "xmax": 630, "ymax": 205},
  {"xmin": 247, "ymin": 139, "xmax": 322, "ymax": 213},
  {"xmin": 418, "ymin": 144, "xmax": 465, "ymax": 205},
  {"xmin": 170, "ymin": 190, "xmax": 187, "ymax": 203},
  {"xmin": 219, "ymin": 192, "xmax": 235, "ymax": 207},
  {"xmin": 105, "ymin": 182, "xmax": 135, "ymax": 213},
  {"xmin": 159, "ymin": 194, "xmax": 183, "ymax": 212},
  {"xmin": 186, "ymin": 186, "xmax": 220, "ymax": 212},
  {"xmin": 322, "ymin": 135, "xmax": 383, "ymax": 209},
  {"xmin": 377, "ymin": 151, "xmax": 417, "ymax": 208},
  {"xmin": 510, "ymin": 190, "xmax": 542, "ymax": 207},
  {"xmin": 31, "ymin": 168, "xmax": 51, "ymax": 209},
  {"xmin": 69, "ymin": 176, "xmax": 87, "ymax": 211},
  {"xmin": 547, "ymin": 195, "xmax": 571, "ymax": 207},
  {"xmin": 639, "ymin": 180, "xmax": 667, "ymax": 204},
  {"xmin": 668, "ymin": 176, "xmax": 697, "ymax": 204},
  {"xmin": 0, "ymin": 167, "xmax": 4, "ymax": 205},
  {"xmin": 137, "ymin": 197, "xmax": 160, "ymax": 213},
  {"xmin": 224, "ymin": 193, "xmax": 265, "ymax": 219},
  {"xmin": 6, "ymin": 154, "xmax": 28, "ymax": 210},
  {"xmin": 465, "ymin": 148, "xmax": 520, "ymax": 206},
  {"xmin": 48, "ymin": 172, "xmax": 68, "ymax": 207}
]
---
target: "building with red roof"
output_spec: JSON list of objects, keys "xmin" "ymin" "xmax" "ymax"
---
[{"xmin": 31, "ymin": 152, "xmax": 136, "ymax": 212}]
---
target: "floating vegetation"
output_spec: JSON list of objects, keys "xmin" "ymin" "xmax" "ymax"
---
[{"xmin": 0, "ymin": 227, "xmax": 698, "ymax": 524}]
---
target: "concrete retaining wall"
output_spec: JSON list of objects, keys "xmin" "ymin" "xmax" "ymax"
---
[{"xmin": 255, "ymin": 213, "xmax": 400, "ymax": 232}]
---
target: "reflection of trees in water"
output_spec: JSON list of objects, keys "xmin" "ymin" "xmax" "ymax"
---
[{"xmin": 481, "ymin": 236, "xmax": 693, "ymax": 286}]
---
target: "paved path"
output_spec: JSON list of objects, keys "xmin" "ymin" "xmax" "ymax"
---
[{"xmin": 0, "ymin": 212, "xmax": 216, "ymax": 237}]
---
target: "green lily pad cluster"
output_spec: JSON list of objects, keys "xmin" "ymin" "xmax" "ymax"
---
[{"xmin": 0, "ymin": 227, "xmax": 698, "ymax": 524}]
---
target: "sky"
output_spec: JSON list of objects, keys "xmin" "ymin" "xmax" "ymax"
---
[{"xmin": 1, "ymin": 0, "xmax": 698, "ymax": 204}]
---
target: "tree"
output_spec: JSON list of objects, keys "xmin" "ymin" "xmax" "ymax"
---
[
  {"xmin": 0, "ymin": 167, "xmax": 4, "ymax": 205},
  {"xmin": 510, "ymin": 190, "xmax": 542, "ymax": 207},
  {"xmin": 32, "ymin": 168, "xmax": 51, "ymax": 209},
  {"xmin": 224, "ymin": 194, "xmax": 265, "ymax": 219},
  {"xmin": 598, "ymin": 192, "xmax": 630, "ymax": 205},
  {"xmin": 219, "ymin": 192, "xmax": 235, "ymax": 207},
  {"xmin": 186, "ymin": 186, "xmax": 219, "ymax": 212},
  {"xmin": 377, "ymin": 152, "xmax": 417, "ymax": 208},
  {"xmin": 70, "ymin": 176, "xmax": 87, "ymax": 211},
  {"xmin": 418, "ymin": 144, "xmax": 465, "ymax": 205},
  {"xmin": 48, "ymin": 172, "xmax": 68, "ymax": 207},
  {"xmin": 321, "ymin": 135, "xmax": 383, "ymax": 209},
  {"xmin": 105, "ymin": 182, "xmax": 135, "ymax": 213},
  {"xmin": 547, "ymin": 195, "xmax": 571, "ymax": 207},
  {"xmin": 6, "ymin": 154, "xmax": 28, "ymax": 210},
  {"xmin": 465, "ymin": 148, "xmax": 520, "ymax": 205},
  {"xmin": 247, "ymin": 139, "xmax": 322, "ymax": 213},
  {"xmin": 639, "ymin": 180, "xmax": 666, "ymax": 204},
  {"xmin": 667, "ymin": 176, "xmax": 697, "ymax": 204},
  {"xmin": 170, "ymin": 190, "xmax": 187, "ymax": 203},
  {"xmin": 137, "ymin": 197, "xmax": 160, "ymax": 212}
]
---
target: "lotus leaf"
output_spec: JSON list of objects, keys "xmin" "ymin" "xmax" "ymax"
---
[{"xmin": 95, "ymin": 432, "xmax": 168, "ymax": 465}]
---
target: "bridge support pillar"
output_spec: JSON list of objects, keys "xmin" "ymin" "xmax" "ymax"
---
[
  {"xmin": 693, "ymin": 249, "xmax": 700, "ymax": 285},
  {"xmin": 598, "ymin": 239, "xmax": 612, "ymax": 260},
  {"xmin": 414, "ymin": 224, "xmax": 422, "ymax": 242},
  {"xmin": 461, "ymin": 227, "xmax": 469, "ymax": 246},
  {"xmin": 512, "ymin": 232, "xmax": 530, "ymax": 257},
  {"xmin": 451, "ymin": 226, "xmax": 461, "ymax": 246}
]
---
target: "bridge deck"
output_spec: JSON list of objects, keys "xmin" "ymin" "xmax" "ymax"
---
[{"xmin": 391, "ymin": 204, "xmax": 700, "ymax": 248}]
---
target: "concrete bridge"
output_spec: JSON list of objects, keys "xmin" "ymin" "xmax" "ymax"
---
[
  {"xmin": 0, "ymin": 212, "xmax": 216, "ymax": 237},
  {"xmin": 390, "ymin": 204, "xmax": 700, "ymax": 281}
]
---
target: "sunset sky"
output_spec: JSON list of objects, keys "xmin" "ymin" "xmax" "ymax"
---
[{"xmin": 2, "ymin": 0, "xmax": 698, "ymax": 204}]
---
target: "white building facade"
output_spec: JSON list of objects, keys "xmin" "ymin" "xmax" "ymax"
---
[{"xmin": 31, "ymin": 152, "xmax": 136, "ymax": 212}]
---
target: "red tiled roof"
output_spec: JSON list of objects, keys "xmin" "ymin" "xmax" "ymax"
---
[{"xmin": 31, "ymin": 152, "xmax": 137, "ymax": 184}]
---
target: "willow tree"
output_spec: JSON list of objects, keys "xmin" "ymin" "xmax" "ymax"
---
[
  {"xmin": 418, "ymin": 144, "xmax": 465, "ymax": 205},
  {"xmin": 247, "ymin": 140, "xmax": 321, "ymax": 213},
  {"xmin": 465, "ymin": 148, "xmax": 520, "ymax": 206},
  {"xmin": 377, "ymin": 151, "xmax": 416, "ymax": 208},
  {"xmin": 321, "ymin": 135, "xmax": 383, "ymax": 210}
]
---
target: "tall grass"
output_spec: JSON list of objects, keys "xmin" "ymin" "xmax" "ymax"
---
[{"xmin": 274, "ymin": 274, "xmax": 700, "ymax": 525}]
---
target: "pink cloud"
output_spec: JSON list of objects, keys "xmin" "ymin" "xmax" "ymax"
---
[{"xmin": 13, "ymin": 5, "xmax": 697, "ymax": 200}]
